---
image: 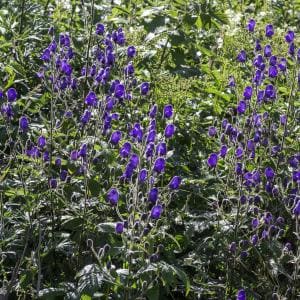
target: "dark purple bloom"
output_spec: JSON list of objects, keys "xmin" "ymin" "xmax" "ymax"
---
[
  {"xmin": 289, "ymin": 156, "xmax": 299, "ymax": 168},
  {"xmin": 6, "ymin": 88, "xmax": 17, "ymax": 102},
  {"xmin": 148, "ymin": 187, "xmax": 158, "ymax": 203},
  {"xmin": 41, "ymin": 48, "xmax": 51, "ymax": 61},
  {"xmin": 37, "ymin": 136, "xmax": 46, "ymax": 148},
  {"xmin": 164, "ymin": 124, "xmax": 175, "ymax": 138},
  {"xmin": 208, "ymin": 126, "xmax": 217, "ymax": 137},
  {"xmin": 149, "ymin": 104, "xmax": 157, "ymax": 118},
  {"xmin": 265, "ymin": 84, "xmax": 276, "ymax": 99},
  {"xmin": 219, "ymin": 145, "xmax": 228, "ymax": 158},
  {"xmin": 55, "ymin": 157, "xmax": 62, "ymax": 166},
  {"xmin": 146, "ymin": 130, "xmax": 156, "ymax": 143},
  {"xmin": 110, "ymin": 131, "xmax": 122, "ymax": 145},
  {"xmin": 269, "ymin": 55, "xmax": 277, "ymax": 66},
  {"xmin": 169, "ymin": 176, "xmax": 181, "ymax": 189},
  {"xmin": 151, "ymin": 205, "xmax": 163, "ymax": 219},
  {"xmin": 280, "ymin": 114, "xmax": 287, "ymax": 125},
  {"xmin": 251, "ymin": 234, "xmax": 258, "ymax": 246},
  {"xmin": 265, "ymin": 167, "xmax": 275, "ymax": 180},
  {"xmin": 264, "ymin": 45, "xmax": 272, "ymax": 57},
  {"xmin": 207, "ymin": 153, "xmax": 218, "ymax": 168},
  {"xmin": 237, "ymin": 100, "xmax": 247, "ymax": 114},
  {"xmin": 124, "ymin": 62, "xmax": 134, "ymax": 76},
  {"xmin": 130, "ymin": 123, "xmax": 143, "ymax": 142},
  {"xmin": 129, "ymin": 153, "xmax": 139, "ymax": 168},
  {"xmin": 278, "ymin": 58, "xmax": 287, "ymax": 71},
  {"xmin": 96, "ymin": 23, "xmax": 105, "ymax": 35},
  {"xmin": 85, "ymin": 91, "xmax": 98, "ymax": 106},
  {"xmin": 140, "ymin": 82, "xmax": 150, "ymax": 95},
  {"xmin": 163, "ymin": 104, "xmax": 173, "ymax": 118},
  {"xmin": 156, "ymin": 142, "xmax": 167, "ymax": 156},
  {"xmin": 236, "ymin": 289, "xmax": 246, "ymax": 300},
  {"xmin": 60, "ymin": 170, "xmax": 68, "ymax": 181},
  {"xmin": 237, "ymin": 50, "xmax": 246, "ymax": 62},
  {"xmin": 81, "ymin": 110, "xmax": 91, "ymax": 125},
  {"xmin": 228, "ymin": 76, "xmax": 235, "ymax": 87},
  {"xmin": 255, "ymin": 39, "xmax": 262, "ymax": 51},
  {"xmin": 19, "ymin": 116, "xmax": 29, "ymax": 131},
  {"xmin": 285, "ymin": 30, "xmax": 295, "ymax": 43},
  {"xmin": 139, "ymin": 169, "xmax": 148, "ymax": 182},
  {"xmin": 246, "ymin": 19, "xmax": 255, "ymax": 32},
  {"xmin": 292, "ymin": 171, "xmax": 300, "ymax": 183},
  {"xmin": 70, "ymin": 150, "xmax": 78, "ymax": 161},
  {"xmin": 153, "ymin": 157, "xmax": 166, "ymax": 173},
  {"xmin": 265, "ymin": 24, "xmax": 274, "ymax": 37},
  {"xmin": 120, "ymin": 142, "xmax": 131, "ymax": 158},
  {"xmin": 79, "ymin": 144, "xmax": 87, "ymax": 157},
  {"xmin": 288, "ymin": 42, "xmax": 295, "ymax": 56},
  {"xmin": 49, "ymin": 178, "xmax": 57, "ymax": 189},
  {"xmin": 252, "ymin": 218, "xmax": 259, "ymax": 229},
  {"xmin": 145, "ymin": 142, "xmax": 155, "ymax": 158},
  {"xmin": 243, "ymin": 86, "xmax": 252, "ymax": 99},
  {"xmin": 115, "ymin": 83, "xmax": 125, "ymax": 98},
  {"xmin": 293, "ymin": 200, "xmax": 300, "ymax": 215},
  {"xmin": 115, "ymin": 222, "xmax": 124, "ymax": 234},
  {"xmin": 268, "ymin": 65, "xmax": 278, "ymax": 78},
  {"xmin": 107, "ymin": 188, "xmax": 119, "ymax": 205},
  {"xmin": 127, "ymin": 46, "xmax": 136, "ymax": 58}
]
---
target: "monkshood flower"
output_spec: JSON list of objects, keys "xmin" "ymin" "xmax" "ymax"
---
[
  {"xmin": 110, "ymin": 131, "xmax": 122, "ymax": 145},
  {"xmin": 19, "ymin": 116, "xmax": 29, "ymax": 131},
  {"xmin": 115, "ymin": 222, "xmax": 124, "ymax": 234},
  {"xmin": 154, "ymin": 157, "xmax": 166, "ymax": 173},
  {"xmin": 49, "ymin": 178, "xmax": 57, "ymax": 189},
  {"xmin": 140, "ymin": 82, "xmax": 150, "ymax": 95},
  {"xmin": 169, "ymin": 176, "xmax": 181, "ymax": 190},
  {"xmin": 127, "ymin": 46, "xmax": 136, "ymax": 58},
  {"xmin": 208, "ymin": 126, "xmax": 217, "ymax": 137},
  {"xmin": 164, "ymin": 124, "xmax": 175, "ymax": 138},
  {"xmin": 107, "ymin": 188, "xmax": 119, "ymax": 205},
  {"xmin": 163, "ymin": 104, "xmax": 173, "ymax": 118},
  {"xmin": 149, "ymin": 104, "xmax": 157, "ymax": 118},
  {"xmin": 156, "ymin": 142, "xmax": 167, "ymax": 156},
  {"xmin": 265, "ymin": 167, "xmax": 275, "ymax": 180},
  {"xmin": 85, "ymin": 91, "xmax": 98, "ymax": 106},
  {"xmin": 293, "ymin": 200, "xmax": 300, "ymax": 215},
  {"xmin": 151, "ymin": 205, "xmax": 163, "ymax": 219},
  {"xmin": 264, "ymin": 44, "xmax": 272, "ymax": 57},
  {"xmin": 6, "ymin": 88, "xmax": 17, "ymax": 102},
  {"xmin": 265, "ymin": 24, "xmax": 274, "ymax": 37},
  {"xmin": 37, "ymin": 136, "xmax": 46, "ymax": 148},
  {"xmin": 95, "ymin": 23, "xmax": 105, "ymax": 35},
  {"xmin": 138, "ymin": 169, "xmax": 148, "ymax": 182},
  {"xmin": 237, "ymin": 50, "xmax": 246, "ymax": 63},
  {"xmin": 285, "ymin": 30, "xmax": 295, "ymax": 43},
  {"xmin": 120, "ymin": 142, "xmax": 131, "ymax": 158},
  {"xmin": 207, "ymin": 153, "xmax": 218, "ymax": 168},
  {"xmin": 246, "ymin": 19, "xmax": 255, "ymax": 32}
]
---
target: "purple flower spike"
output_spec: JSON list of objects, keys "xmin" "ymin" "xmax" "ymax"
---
[
  {"xmin": 151, "ymin": 205, "xmax": 163, "ymax": 219},
  {"xmin": 107, "ymin": 188, "xmax": 119, "ymax": 205},
  {"xmin": 169, "ymin": 176, "xmax": 181, "ymax": 190},
  {"xmin": 207, "ymin": 153, "xmax": 218, "ymax": 168}
]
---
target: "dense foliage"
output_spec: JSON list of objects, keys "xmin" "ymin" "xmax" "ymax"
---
[{"xmin": 0, "ymin": 1, "xmax": 299, "ymax": 299}]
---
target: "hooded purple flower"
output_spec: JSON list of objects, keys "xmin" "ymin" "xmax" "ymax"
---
[
  {"xmin": 156, "ymin": 142, "xmax": 167, "ymax": 156},
  {"xmin": 208, "ymin": 126, "xmax": 217, "ymax": 137},
  {"xmin": 49, "ymin": 178, "xmax": 57, "ymax": 189},
  {"xmin": 219, "ymin": 145, "xmax": 228, "ymax": 158},
  {"xmin": 139, "ymin": 169, "xmax": 148, "ymax": 182},
  {"xmin": 149, "ymin": 104, "xmax": 157, "ymax": 118},
  {"xmin": 169, "ymin": 176, "xmax": 181, "ymax": 189},
  {"xmin": 246, "ymin": 19, "xmax": 255, "ymax": 32},
  {"xmin": 151, "ymin": 205, "xmax": 163, "ymax": 219},
  {"xmin": 148, "ymin": 187, "xmax": 158, "ymax": 203},
  {"xmin": 41, "ymin": 48, "xmax": 51, "ymax": 61},
  {"xmin": 285, "ymin": 30, "xmax": 295, "ymax": 43},
  {"xmin": 207, "ymin": 153, "xmax": 218, "ymax": 168},
  {"xmin": 154, "ymin": 158, "xmax": 166, "ymax": 173},
  {"xmin": 70, "ymin": 150, "xmax": 78, "ymax": 161},
  {"xmin": 85, "ymin": 91, "xmax": 98, "ymax": 106},
  {"xmin": 243, "ymin": 86, "xmax": 252, "ymax": 100},
  {"xmin": 293, "ymin": 200, "xmax": 300, "ymax": 215},
  {"xmin": 140, "ymin": 82, "xmax": 150, "ymax": 95},
  {"xmin": 268, "ymin": 66, "xmax": 278, "ymax": 78},
  {"xmin": 6, "ymin": 88, "xmax": 18, "ymax": 102},
  {"xmin": 237, "ymin": 50, "xmax": 246, "ymax": 63},
  {"xmin": 120, "ymin": 142, "xmax": 131, "ymax": 158},
  {"xmin": 265, "ymin": 24, "xmax": 274, "ymax": 37},
  {"xmin": 110, "ymin": 131, "xmax": 122, "ymax": 145},
  {"xmin": 237, "ymin": 100, "xmax": 247, "ymax": 114},
  {"xmin": 164, "ymin": 124, "xmax": 175, "ymax": 138},
  {"xmin": 96, "ymin": 23, "xmax": 105, "ymax": 35},
  {"xmin": 236, "ymin": 289, "xmax": 246, "ymax": 300},
  {"xmin": 115, "ymin": 222, "xmax": 124, "ymax": 234},
  {"xmin": 107, "ymin": 188, "xmax": 119, "ymax": 205},
  {"xmin": 127, "ymin": 46, "xmax": 136, "ymax": 58},
  {"xmin": 37, "ymin": 136, "xmax": 46, "ymax": 148},
  {"xmin": 163, "ymin": 104, "xmax": 173, "ymax": 118},
  {"xmin": 265, "ymin": 167, "xmax": 275, "ymax": 180},
  {"xmin": 115, "ymin": 83, "xmax": 125, "ymax": 98},
  {"xmin": 19, "ymin": 116, "xmax": 29, "ymax": 131},
  {"xmin": 292, "ymin": 171, "xmax": 300, "ymax": 183},
  {"xmin": 264, "ymin": 45, "xmax": 272, "ymax": 57}
]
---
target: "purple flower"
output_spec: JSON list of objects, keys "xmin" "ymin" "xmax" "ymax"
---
[
  {"xmin": 49, "ymin": 178, "xmax": 57, "ymax": 189},
  {"xmin": 151, "ymin": 205, "xmax": 163, "ymax": 219},
  {"xmin": 208, "ymin": 126, "xmax": 217, "ymax": 137},
  {"xmin": 120, "ymin": 142, "xmax": 131, "ymax": 158},
  {"xmin": 285, "ymin": 30, "xmax": 295, "ymax": 43},
  {"xmin": 278, "ymin": 58, "xmax": 287, "ymax": 71},
  {"xmin": 145, "ymin": 142, "xmax": 155, "ymax": 158},
  {"xmin": 207, "ymin": 153, "xmax": 218, "ymax": 168},
  {"xmin": 243, "ymin": 86, "xmax": 252, "ymax": 100},
  {"xmin": 264, "ymin": 45, "xmax": 272, "ymax": 57},
  {"xmin": 268, "ymin": 66, "xmax": 278, "ymax": 78},
  {"xmin": 237, "ymin": 50, "xmax": 246, "ymax": 63},
  {"xmin": 293, "ymin": 200, "xmax": 300, "ymax": 215},
  {"xmin": 129, "ymin": 153, "xmax": 139, "ymax": 169},
  {"xmin": 70, "ymin": 150, "xmax": 78, "ymax": 161},
  {"xmin": 79, "ymin": 144, "xmax": 87, "ymax": 157},
  {"xmin": 265, "ymin": 84, "xmax": 276, "ymax": 99},
  {"xmin": 251, "ymin": 218, "xmax": 259, "ymax": 229},
  {"xmin": 139, "ymin": 169, "xmax": 148, "ymax": 182},
  {"xmin": 288, "ymin": 42, "xmax": 295, "ymax": 56},
  {"xmin": 6, "ymin": 88, "xmax": 18, "ymax": 102},
  {"xmin": 37, "ymin": 136, "xmax": 46, "ymax": 148},
  {"xmin": 163, "ymin": 104, "xmax": 173, "ymax": 118},
  {"xmin": 237, "ymin": 100, "xmax": 247, "ymax": 114},
  {"xmin": 110, "ymin": 131, "xmax": 122, "ymax": 145},
  {"xmin": 81, "ymin": 110, "xmax": 91, "ymax": 125},
  {"xmin": 280, "ymin": 115, "xmax": 287, "ymax": 125},
  {"xmin": 95, "ymin": 23, "xmax": 105, "ymax": 35},
  {"xmin": 107, "ymin": 188, "xmax": 119, "ymax": 205},
  {"xmin": 55, "ymin": 157, "xmax": 62, "ymax": 166},
  {"xmin": 60, "ymin": 170, "xmax": 68, "ymax": 181},
  {"xmin": 127, "ymin": 46, "xmax": 136, "ymax": 58},
  {"xmin": 156, "ymin": 142, "xmax": 167, "ymax": 156},
  {"xmin": 85, "ymin": 91, "xmax": 98, "ymax": 106},
  {"xmin": 219, "ymin": 145, "xmax": 227, "ymax": 158},
  {"xmin": 41, "ymin": 48, "xmax": 51, "ymax": 61},
  {"xmin": 246, "ymin": 19, "xmax": 255, "ymax": 32},
  {"xmin": 236, "ymin": 289, "xmax": 246, "ymax": 300},
  {"xmin": 292, "ymin": 171, "xmax": 300, "ymax": 183},
  {"xmin": 265, "ymin": 167, "xmax": 275, "ymax": 180},
  {"xmin": 140, "ymin": 82, "xmax": 150, "ymax": 95},
  {"xmin": 115, "ymin": 222, "xmax": 124, "ymax": 234},
  {"xmin": 265, "ymin": 24, "xmax": 274, "ymax": 37},
  {"xmin": 235, "ymin": 147, "xmax": 243, "ymax": 159},
  {"xmin": 149, "ymin": 104, "xmax": 157, "ymax": 118},
  {"xmin": 148, "ymin": 187, "xmax": 159, "ymax": 203},
  {"xmin": 255, "ymin": 39, "xmax": 262, "ymax": 51},
  {"xmin": 164, "ymin": 124, "xmax": 175, "ymax": 138},
  {"xmin": 251, "ymin": 234, "xmax": 258, "ymax": 246},
  {"xmin": 154, "ymin": 158, "xmax": 166, "ymax": 173},
  {"xmin": 228, "ymin": 76, "xmax": 235, "ymax": 87},
  {"xmin": 115, "ymin": 83, "xmax": 125, "ymax": 98},
  {"xmin": 19, "ymin": 116, "xmax": 29, "ymax": 131},
  {"xmin": 169, "ymin": 176, "xmax": 181, "ymax": 189}
]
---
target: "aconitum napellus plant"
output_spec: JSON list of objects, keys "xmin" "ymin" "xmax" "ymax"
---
[
  {"xmin": 0, "ymin": 23, "xmax": 183, "ymax": 298},
  {"xmin": 208, "ymin": 21, "xmax": 300, "ymax": 298}
]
